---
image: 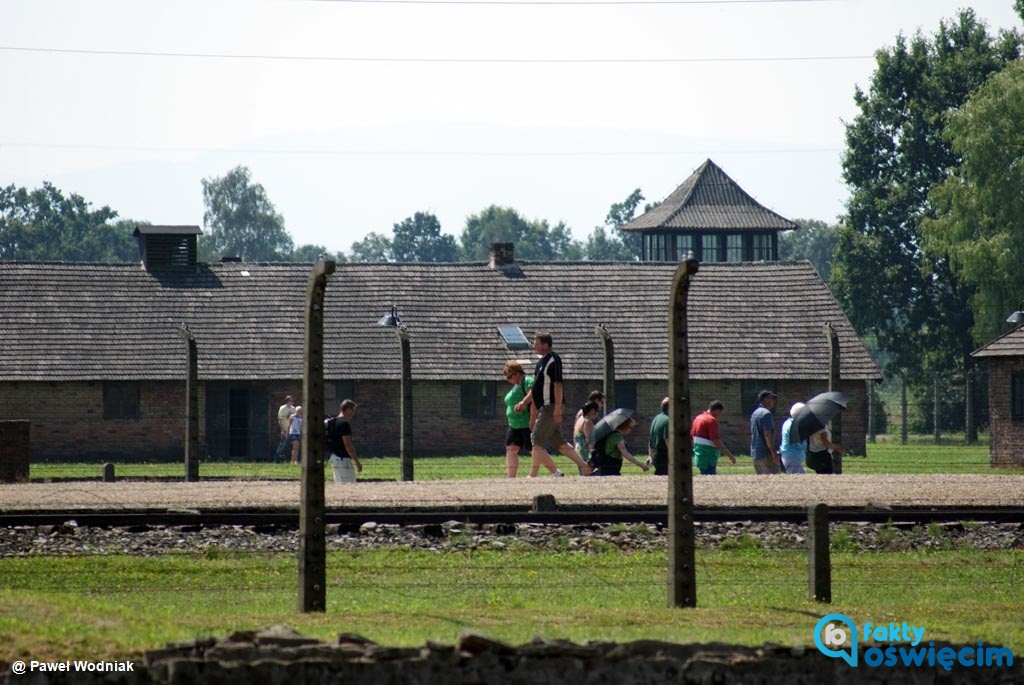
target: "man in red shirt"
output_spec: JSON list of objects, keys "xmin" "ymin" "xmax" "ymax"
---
[{"xmin": 690, "ymin": 400, "xmax": 737, "ymax": 475}]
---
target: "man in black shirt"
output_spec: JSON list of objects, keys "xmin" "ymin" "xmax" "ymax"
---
[
  {"xmin": 529, "ymin": 331, "xmax": 592, "ymax": 477},
  {"xmin": 328, "ymin": 399, "xmax": 363, "ymax": 483}
]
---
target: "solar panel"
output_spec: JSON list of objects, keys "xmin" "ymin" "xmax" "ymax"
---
[{"xmin": 497, "ymin": 326, "xmax": 531, "ymax": 350}]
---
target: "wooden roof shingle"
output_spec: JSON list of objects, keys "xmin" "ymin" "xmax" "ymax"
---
[
  {"xmin": 620, "ymin": 159, "xmax": 798, "ymax": 233},
  {"xmin": 972, "ymin": 325, "xmax": 1024, "ymax": 358},
  {"xmin": 0, "ymin": 259, "xmax": 879, "ymax": 382}
]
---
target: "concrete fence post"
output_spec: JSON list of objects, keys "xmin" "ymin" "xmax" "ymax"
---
[
  {"xmin": 299, "ymin": 258, "xmax": 336, "ymax": 613},
  {"xmin": 595, "ymin": 324, "xmax": 615, "ymax": 413},
  {"xmin": 808, "ymin": 503, "xmax": 831, "ymax": 603},
  {"xmin": 178, "ymin": 324, "xmax": 200, "ymax": 483},
  {"xmin": 668, "ymin": 258, "xmax": 699, "ymax": 608}
]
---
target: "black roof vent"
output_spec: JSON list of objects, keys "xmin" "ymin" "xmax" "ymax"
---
[{"xmin": 133, "ymin": 225, "xmax": 201, "ymax": 272}]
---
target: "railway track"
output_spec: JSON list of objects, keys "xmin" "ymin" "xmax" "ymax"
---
[{"xmin": 3, "ymin": 505, "xmax": 1023, "ymax": 528}]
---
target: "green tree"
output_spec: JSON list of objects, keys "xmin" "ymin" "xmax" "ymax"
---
[
  {"xmin": 0, "ymin": 182, "xmax": 131, "ymax": 261},
  {"xmin": 391, "ymin": 212, "xmax": 458, "ymax": 262},
  {"xmin": 200, "ymin": 166, "xmax": 293, "ymax": 262},
  {"xmin": 778, "ymin": 218, "xmax": 838, "ymax": 283},
  {"xmin": 459, "ymin": 205, "xmax": 580, "ymax": 261},
  {"xmin": 292, "ymin": 244, "xmax": 344, "ymax": 263},
  {"xmin": 584, "ymin": 188, "xmax": 646, "ymax": 261},
  {"xmin": 605, "ymin": 188, "xmax": 644, "ymax": 260},
  {"xmin": 831, "ymin": 9, "xmax": 1021, "ymax": 378},
  {"xmin": 583, "ymin": 226, "xmax": 627, "ymax": 261},
  {"xmin": 922, "ymin": 60, "xmax": 1024, "ymax": 343},
  {"xmin": 348, "ymin": 232, "xmax": 393, "ymax": 262},
  {"xmin": 543, "ymin": 220, "xmax": 583, "ymax": 261}
]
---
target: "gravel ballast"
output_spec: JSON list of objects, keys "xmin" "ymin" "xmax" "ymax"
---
[{"xmin": 2, "ymin": 474, "xmax": 1023, "ymax": 512}]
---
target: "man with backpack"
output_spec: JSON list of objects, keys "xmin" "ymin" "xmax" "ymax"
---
[{"xmin": 326, "ymin": 399, "xmax": 362, "ymax": 483}]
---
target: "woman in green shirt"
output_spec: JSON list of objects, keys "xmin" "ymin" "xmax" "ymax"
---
[
  {"xmin": 592, "ymin": 417, "xmax": 650, "ymax": 476},
  {"xmin": 502, "ymin": 361, "xmax": 535, "ymax": 478}
]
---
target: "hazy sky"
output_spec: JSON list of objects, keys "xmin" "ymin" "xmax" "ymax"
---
[{"xmin": 3, "ymin": 0, "xmax": 1022, "ymax": 255}]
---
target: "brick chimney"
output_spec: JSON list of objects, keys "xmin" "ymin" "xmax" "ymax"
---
[
  {"xmin": 489, "ymin": 242, "xmax": 524, "ymax": 278},
  {"xmin": 489, "ymin": 242, "xmax": 515, "ymax": 268}
]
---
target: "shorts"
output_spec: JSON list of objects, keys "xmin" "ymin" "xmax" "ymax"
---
[
  {"xmin": 806, "ymin": 450, "xmax": 834, "ymax": 474},
  {"xmin": 330, "ymin": 455, "xmax": 356, "ymax": 483},
  {"xmin": 752, "ymin": 457, "xmax": 781, "ymax": 475},
  {"xmin": 505, "ymin": 426, "xmax": 533, "ymax": 450},
  {"xmin": 590, "ymin": 452, "xmax": 622, "ymax": 476},
  {"xmin": 530, "ymin": 405, "xmax": 563, "ymax": 453}
]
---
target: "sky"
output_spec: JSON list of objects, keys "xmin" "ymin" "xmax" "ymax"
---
[{"xmin": 3, "ymin": 0, "xmax": 1023, "ymax": 256}]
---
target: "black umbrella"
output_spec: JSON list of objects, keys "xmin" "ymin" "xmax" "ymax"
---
[
  {"xmin": 789, "ymin": 391, "xmax": 852, "ymax": 443},
  {"xmin": 591, "ymin": 408, "xmax": 635, "ymax": 445}
]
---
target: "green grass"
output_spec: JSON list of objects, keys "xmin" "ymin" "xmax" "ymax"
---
[
  {"xmin": 28, "ymin": 438, "xmax": 1021, "ymax": 481},
  {"xmin": 1, "ymin": 547, "xmax": 1020, "ymax": 663}
]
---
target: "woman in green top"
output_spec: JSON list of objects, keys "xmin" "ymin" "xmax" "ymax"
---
[
  {"xmin": 502, "ymin": 361, "xmax": 535, "ymax": 478},
  {"xmin": 592, "ymin": 417, "xmax": 651, "ymax": 476}
]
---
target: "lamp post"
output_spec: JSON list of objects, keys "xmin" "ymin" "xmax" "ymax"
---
[
  {"xmin": 1006, "ymin": 303, "xmax": 1024, "ymax": 325},
  {"xmin": 380, "ymin": 306, "xmax": 414, "ymax": 482}
]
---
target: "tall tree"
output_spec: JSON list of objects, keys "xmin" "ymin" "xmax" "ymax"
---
[
  {"xmin": 922, "ymin": 60, "xmax": 1024, "ymax": 343},
  {"xmin": 459, "ymin": 205, "xmax": 580, "ymax": 261},
  {"xmin": 0, "ymin": 182, "xmax": 131, "ymax": 261},
  {"xmin": 391, "ymin": 212, "xmax": 458, "ymax": 262},
  {"xmin": 778, "ymin": 218, "xmax": 838, "ymax": 283},
  {"xmin": 201, "ymin": 166, "xmax": 293, "ymax": 262},
  {"xmin": 292, "ymin": 243, "xmax": 344, "ymax": 263},
  {"xmin": 831, "ymin": 10, "xmax": 1021, "ymax": 377},
  {"xmin": 584, "ymin": 188, "xmax": 646, "ymax": 261},
  {"xmin": 348, "ymin": 232, "xmax": 393, "ymax": 262}
]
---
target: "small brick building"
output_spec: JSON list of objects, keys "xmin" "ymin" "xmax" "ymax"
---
[
  {"xmin": 0, "ymin": 226, "xmax": 881, "ymax": 463},
  {"xmin": 972, "ymin": 326, "xmax": 1024, "ymax": 467}
]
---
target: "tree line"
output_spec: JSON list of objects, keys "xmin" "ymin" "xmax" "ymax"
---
[{"xmin": 0, "ymin": 166, "xmax": 658, "ymax": 265}]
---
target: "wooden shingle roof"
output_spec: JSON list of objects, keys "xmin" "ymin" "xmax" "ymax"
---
[
  {"xmin": 972, "ymin": 326, "xmax": 1024, "ymax": 358},
  {"xmin": 620, "ymin": 159, "xmax": 797, "ymax": 233},
  {"xmin": 0, "ymin": 259, "xmax": 879, "ymax": 382}
]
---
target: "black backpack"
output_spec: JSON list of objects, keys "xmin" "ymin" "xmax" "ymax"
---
[{"xmin": 324, "ymin": 415, "xmax": 339, "ymax": 455}]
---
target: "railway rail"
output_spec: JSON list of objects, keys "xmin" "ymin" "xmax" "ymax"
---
[{"xmin": 3, "ymin": 505, "xmax": 1023, "ymax": 529}]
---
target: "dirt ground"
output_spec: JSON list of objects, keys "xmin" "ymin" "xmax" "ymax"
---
[{"xmin": 1, "ymin": 474, "xmax": 1021, "ymax": 511}]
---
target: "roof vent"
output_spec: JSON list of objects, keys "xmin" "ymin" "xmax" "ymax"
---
[{"xmin": 133, "ymin": 225, "xmax": 201, "ymax": 272}]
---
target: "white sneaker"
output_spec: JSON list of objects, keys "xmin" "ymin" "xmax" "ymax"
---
[{"xmin": 552, "ymin": 470, "xmax": 565, "ymax": 477}]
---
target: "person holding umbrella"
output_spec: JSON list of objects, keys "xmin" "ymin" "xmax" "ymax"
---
[
  {"xmin": 750, "ymin": 390, "xmax": 782, "ymax": 474},
  {"xmin": 788, "ymin": 391, "xmax": 851, "ymax": 475},
  {"xmin": 590, "ymin": 410, "xmax": 650, "ymax": 476},
  {"xmin": 806, "ymin": 424, "xmax": 845, "ymax": 474}
]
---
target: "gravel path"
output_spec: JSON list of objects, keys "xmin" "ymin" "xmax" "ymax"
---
[{"xmin": 2, "ymin": 474, "xmax": 1022, "ymax": 511}]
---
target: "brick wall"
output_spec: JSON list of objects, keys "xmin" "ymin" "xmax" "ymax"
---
[
  {"xmin": 0, "ymin": 377, "xmax": 869, "ymax": 462},
  {"xmin": 986, "ymin": 358, "xmax": 1024, "ymax": 467},
  {"xmin": 0, "ymin": 381, "xmax": 195, "ymax": 461}
]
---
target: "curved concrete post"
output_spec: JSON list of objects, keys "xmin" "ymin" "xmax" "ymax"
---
[
  {"xmin": 668, "ymin": 257, "xmax": 699, "ymax": 608},
  {"xmin": 299, "ymin": 258, "xmax": 336, "ymax": 613}
]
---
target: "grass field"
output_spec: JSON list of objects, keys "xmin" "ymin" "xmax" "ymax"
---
[
  {"xmin": 26, "ymin": 437, "xmax": 1020, "ymax": 481},
  {"xmin": 1, "ymin": 547, "xmax": 1021, "ymax": 663}
]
